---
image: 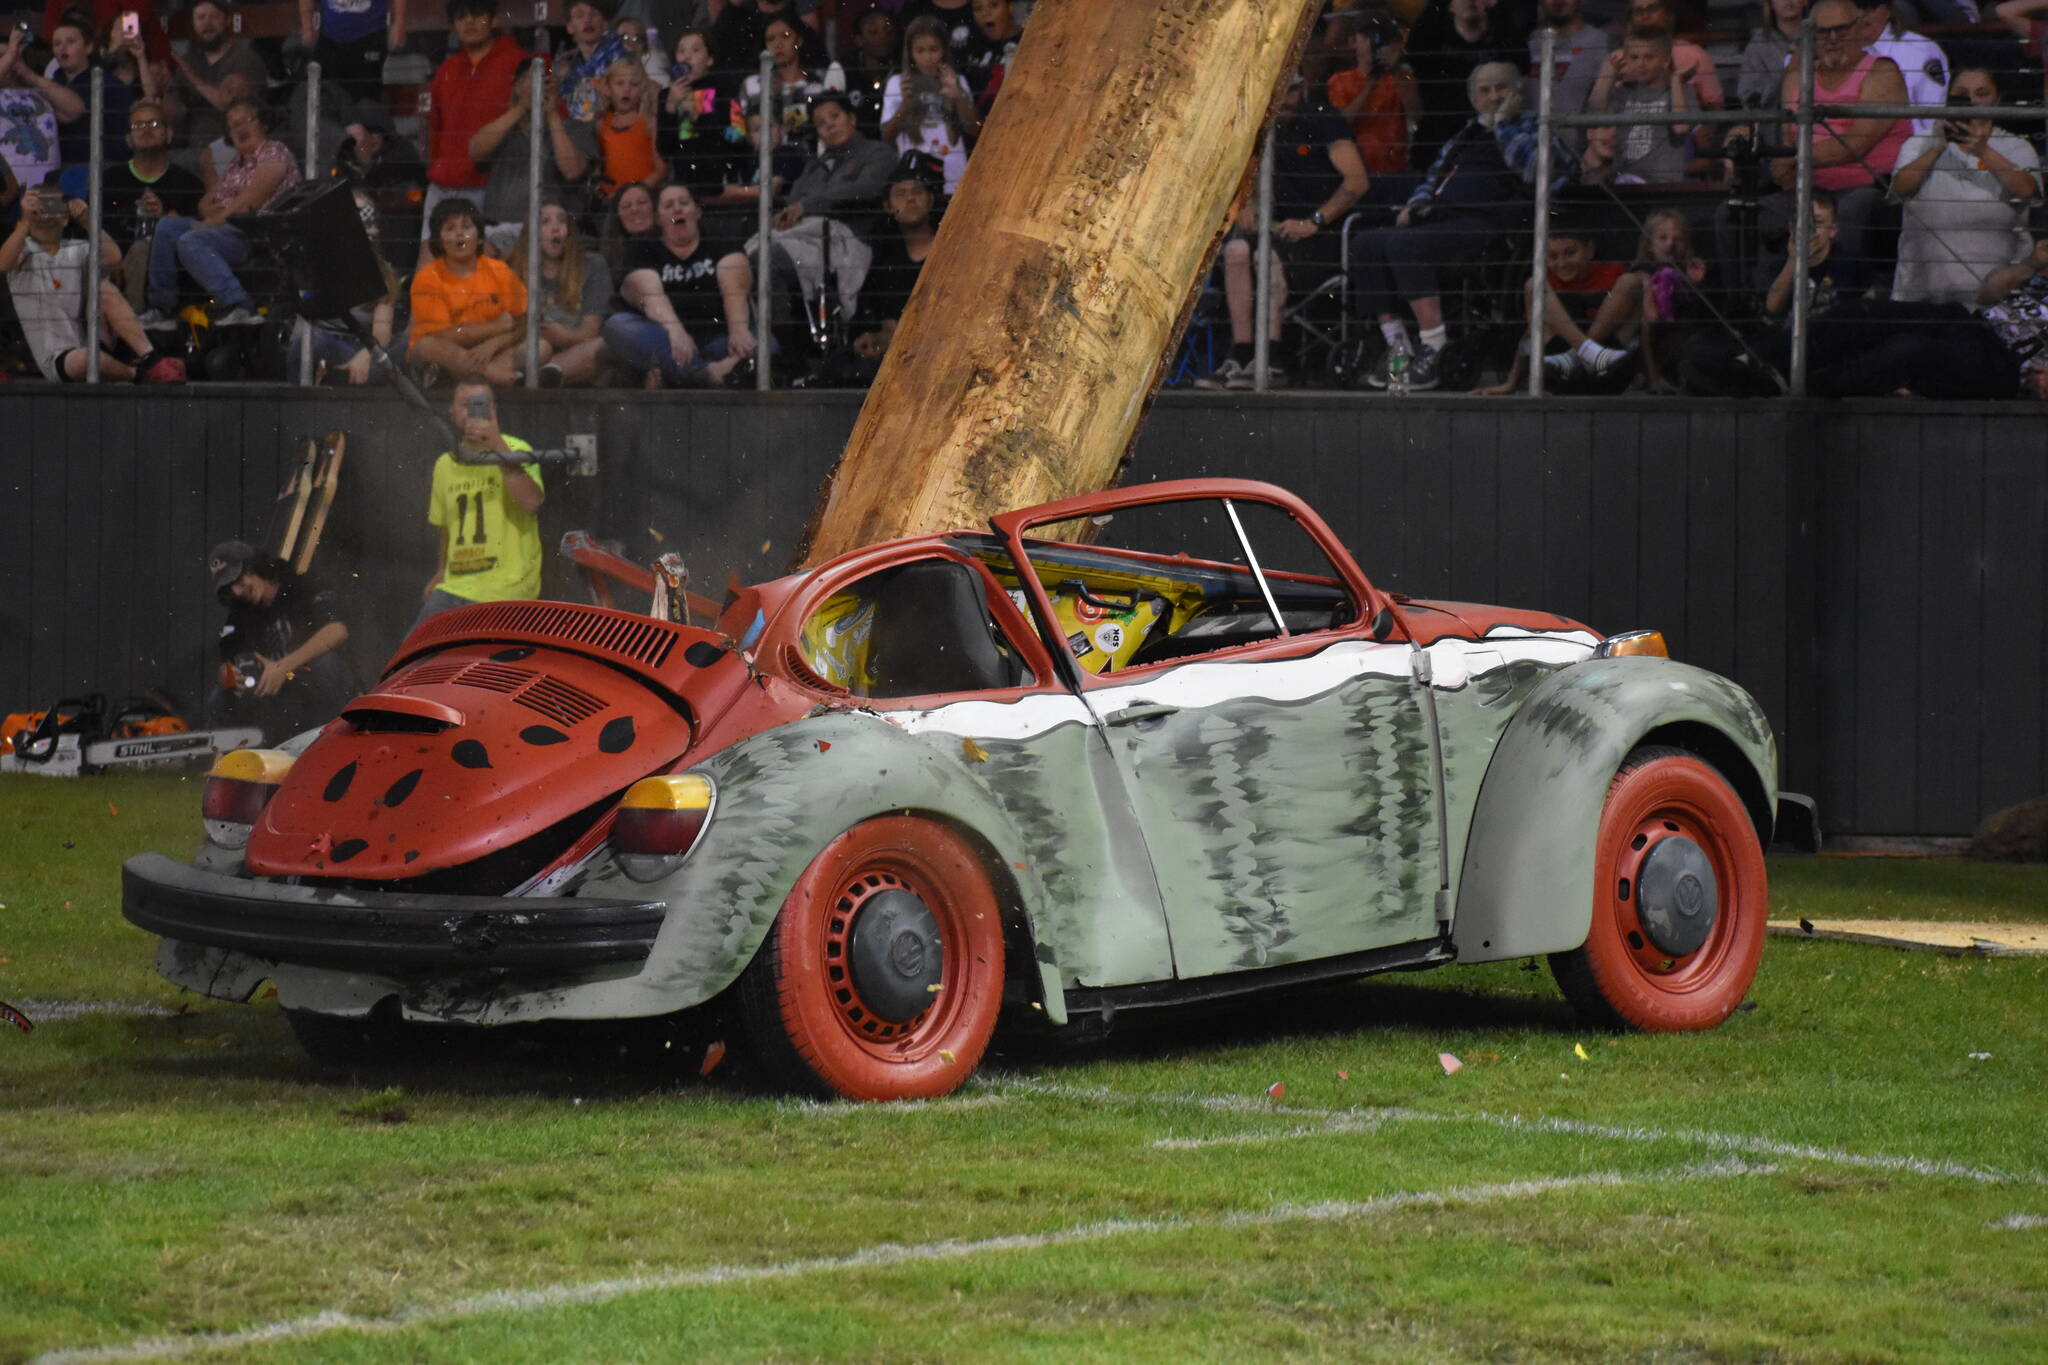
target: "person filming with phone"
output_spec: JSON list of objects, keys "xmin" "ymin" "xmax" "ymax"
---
[
  {"xmin": 1889, "ymin": 67, "xmax": 2042, "ymax": 305},
  {"xmin": 414, "ymin": 381, "xmax": 545, "ymax": 630}
]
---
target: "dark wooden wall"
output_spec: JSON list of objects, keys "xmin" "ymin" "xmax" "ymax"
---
[{"xmin": 2, "ymin": 388, "xmax": 2040, "ymax": 837}]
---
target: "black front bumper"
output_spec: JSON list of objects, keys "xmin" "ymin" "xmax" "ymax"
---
[{"xmin": 121, "ymin": 853, "xmax": 667, "ymax": 972}]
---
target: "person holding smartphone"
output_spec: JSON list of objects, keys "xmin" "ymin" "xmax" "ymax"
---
[
  {"xmin": 416, "ymin": 380, "xmax": 545, "ymax": 628},
  {"xmin": 1890, "ymin": 68, "xmax": 2042, "ymax": 305}
]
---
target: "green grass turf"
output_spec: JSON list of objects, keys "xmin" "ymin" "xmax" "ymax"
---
[{"xmin": 2, "ymin": 773, "xmax": 2045, "ymax": 1362}]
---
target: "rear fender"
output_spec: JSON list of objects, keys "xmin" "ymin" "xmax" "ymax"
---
[
  {"xmin": 580, "ymin": 707, "xmax": 1071, "ymax": 1021},
  {"xmin": 1450, "ymin": 658, "xmax": 1777, "ymax": 963}
]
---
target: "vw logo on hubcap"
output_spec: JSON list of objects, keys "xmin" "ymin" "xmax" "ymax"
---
[{"xmin": 1636, "ymin": 835, "xmax": 1719, "ymax": 957}]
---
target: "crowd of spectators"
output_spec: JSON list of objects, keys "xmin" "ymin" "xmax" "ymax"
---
[{"xmin": 6, "ymin": 0, "xmax": 2048, "ymax": 398}]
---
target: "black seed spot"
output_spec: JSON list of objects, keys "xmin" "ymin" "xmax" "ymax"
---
[
  {"xmin": 521, "ymin": 725, "xmax": 569, "ymax": 746},
  {"xmin": 684, "ymin": 641, "xmax": 725, "ymax": 668},
  {"xmin": 323, "ymin": 762, "xmax": 357, "ymax": 802},
  {"xmin": 382, "ymin": 769, "xmax": 424, "ymax": 807},
  {"xmin": 331, "ymin": 838, "xmax": 368, "ymax": 862},
  {"xmin": 491, "ymin": 646, "xmax": 535, "ymax": 662},
  {"xmin": 404, "ymin": 849, "xmax": 420, "ymax": 863},
  {"xmin": 451, "ymin": 740, "xmax": 491, "ymax": 768},
  {"xmin": 598, "ymin": 716, "xmax": 636, "ymax": 753}
]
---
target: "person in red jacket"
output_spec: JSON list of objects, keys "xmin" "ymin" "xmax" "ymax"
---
[{"xmin": 420, "ymin": 0, "xmax": 527, "ymax": 264}]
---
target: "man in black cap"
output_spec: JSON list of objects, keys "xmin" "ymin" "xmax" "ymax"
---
[{"xmin": 207, "ymin": 541, "xmax": 360, "ymax": 740}]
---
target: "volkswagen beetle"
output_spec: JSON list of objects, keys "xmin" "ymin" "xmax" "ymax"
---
[{"xmin": 123, "ymin": 478, "xmax": 1777, "ymax": 1100}]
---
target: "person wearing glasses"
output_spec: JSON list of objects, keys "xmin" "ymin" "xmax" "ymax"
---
[
  {"xmin": 98, "ymin": 99, "xmax": 202, "ymax": 311},
  {"xmin": 141, "ymin": 96, "xmax": 300, "ymax": 328},
  {"xmin": 1765, "ymin": 0, "xmax": 1906, "ymax": 267}
]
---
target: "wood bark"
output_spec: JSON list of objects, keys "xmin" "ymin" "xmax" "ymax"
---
[{"xmin": 798, "ymin": 0, "xmax": 1318, "ymax": 567}]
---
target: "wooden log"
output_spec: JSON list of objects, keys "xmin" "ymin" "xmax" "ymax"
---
[{"xmin": 798, "ymin": 0, "xmax": 1317, "ymax": 567}]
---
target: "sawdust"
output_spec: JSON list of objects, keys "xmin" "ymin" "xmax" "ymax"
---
[{"xmin": 1767, "ymin": 920, "xmax": 2048, "ymax": 956}]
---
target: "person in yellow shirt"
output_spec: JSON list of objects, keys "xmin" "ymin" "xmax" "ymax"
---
[{"xmin": 414, "ymin": 381, "xmax": 545, "ymax": 631}]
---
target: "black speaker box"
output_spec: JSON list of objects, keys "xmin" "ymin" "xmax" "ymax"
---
[{"xmin": 233, "ymin": 179, "xmax": 387, "ymax": 321}]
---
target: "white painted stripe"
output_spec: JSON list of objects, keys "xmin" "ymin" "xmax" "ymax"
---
[
  {"xmin": 8, "ymin": 999, "xmax": 176, "ymax": 1022},
  {"xmin": 1992, "ymin": 1213, "xmax": 2048, "ymax": 1230},
  {"xmin": 990, "ymin": 1078, "xmax": 2048, "ymax": 1187},
  {"xmin": 28, "ymin": 1160, "xmax": 1764, "ymax": 1365}
]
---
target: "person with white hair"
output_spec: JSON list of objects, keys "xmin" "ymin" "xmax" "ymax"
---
[{"xmin": 1351, "ymin": 61, "xmax": 1566, "ymax": 391}]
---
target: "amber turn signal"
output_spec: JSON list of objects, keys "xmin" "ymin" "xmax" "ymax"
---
[
  {"xmin": 614, "ymin": 774, "xmax": 717, "ymax": 881},
  {"xmin": 1596, "ymin": 630, "xmax": 1668, "ymax": 659}
]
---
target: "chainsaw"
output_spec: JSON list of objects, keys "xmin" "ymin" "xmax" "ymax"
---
[{"xmin": 0, "ymin": 695, "xmax": 261, "ymax": 778}]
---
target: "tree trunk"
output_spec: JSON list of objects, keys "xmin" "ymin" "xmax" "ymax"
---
[{"xmin": 798, "ymin": 0, "xmax": 1317, "ymax": 567}]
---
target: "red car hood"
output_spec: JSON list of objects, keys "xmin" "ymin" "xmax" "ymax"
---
[{"xmin": 247, "ymin": 641, "xmax": 695, "ymax": 879}]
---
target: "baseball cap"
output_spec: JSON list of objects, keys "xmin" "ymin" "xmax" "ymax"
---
[{"xmin": 209, "ymin": 540, "xmax": 258, "ymax": 593}]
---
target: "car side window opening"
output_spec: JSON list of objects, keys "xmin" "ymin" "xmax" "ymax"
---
[
  {"xmin": 1004, "ymin": 499, "xmax": 1358, "ymax": 674},
  {"xmin": 797, "ymin": 558, "xmax": 1035, "ymax": 699}
]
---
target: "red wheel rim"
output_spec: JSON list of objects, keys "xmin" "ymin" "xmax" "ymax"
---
[
  {"xmin": 770, "ymin": 817, "xmax": 1005, "ymax": 1098},
  {"xmin": 819, "ymin": 863, "xmax": 940, "ymax": 1048},
  {"xmin": 1604, "ymin": 795, "xmax": 1741, "ymax": 996}
]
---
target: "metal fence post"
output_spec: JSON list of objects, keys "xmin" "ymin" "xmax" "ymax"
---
[
  {"xmin": 1529, "ymin": 27, "xmax": 1557, "ymax": 398},
  {"xmin": 524, "ymin": 54, "xmax": 544, "ymax": 389},
  {"xmin": 1790, "ymin": 20, "xmax": 1816, "ymax": 398},
  {"xmin": 757, "ymin": 49, "xmax": 774, "ymax": 391},
  {"xmin": 299, "ymin": 61, "xmax": 321, "ymax": 385},
  {"xmin": 86, "ymin": 68, "xmax": 103, "ymax": 382},
  {"xmin": 1253, "ymin": 124, "xmax": 1273, "ymax": 393}
]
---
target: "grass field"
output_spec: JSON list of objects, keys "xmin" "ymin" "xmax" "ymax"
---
[{"xmin": 3, "ymin": 773, "xmax": 2045, "ymax": 1364}]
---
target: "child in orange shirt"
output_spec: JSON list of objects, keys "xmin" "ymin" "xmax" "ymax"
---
[
  {"xmin": 409, "ymin": 197, "xmax": 550, "ymax": 386},
  {"xmin": 593, "ymin": 56, "xmax": 665, "ymax": 201}
]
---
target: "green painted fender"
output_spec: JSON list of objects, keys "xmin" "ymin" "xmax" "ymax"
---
[
  {"xmin": 1449, "ymin": 657, "xmax": 1778, "ymax": 964},
  {"xmin": 577, "ymin": 706, "xmax": 1109, "ymax": 1022}
]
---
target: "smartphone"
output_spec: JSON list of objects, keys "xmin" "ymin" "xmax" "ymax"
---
[
  {"xmin": 119, "ymin": 11, "xmax": 140, "ymax": 40},
  {"xmin": 466, "ymin": 395, "xmax": 491, "ymax": 420}
]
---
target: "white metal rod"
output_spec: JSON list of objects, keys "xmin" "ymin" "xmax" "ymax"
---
[
  {"xmin": 524, "ymin": 54, "xmax": 544, "ymax": 388},
  {"xmin": 86, "ymin": 68, "xmax": 104, "ymax": 381},
  {"xmin": 1529, "ymin": 27, "xmax": 1556, "ymax": 399},
  {"xmin": 1252, "ymin": 124, "xmax": 1273, "ymax": 393},
  {"xmin": 757, "ymin": 49, "xmax": 773, "ymax": 391},
  {"xmin": 300, "ymin": 61, "xmax": 320, "ymax": 385},
  {"xmin": 1790, "ymin": 20, "xmax": 1816, "ymax": 398}
]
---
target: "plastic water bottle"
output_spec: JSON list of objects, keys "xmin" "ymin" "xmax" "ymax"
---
[{"xmin": 1387, "ymin": 334, "xmax": 1413, "ymax": 397}]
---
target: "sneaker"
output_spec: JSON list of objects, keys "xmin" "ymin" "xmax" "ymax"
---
[
  {"xmin": 1224, "ymin": 359, "xmax": 1256, "ymax": 390},
  {"xmin": 1583, "ymin": 343, "xmax": 1633, "ymax": 380},
  {"xmin": 1406, "ymin": 344, "xmax": 1441, "ymax": 392},
  {"xmin": 1542, "ymin": 350, "xmax": 1585, "ymax": 381},
  {"xmin": 136, "ymin": 354, "xmax": 187, "ymax": 384},
  {"xmin": 1264, "ymin": 364, "xmax": 1290, "ymax": 390},
  {"xmin": 137, "ymin": 308, "xmax": 180, "ymax": 332},
  {"xmin": 537, "ymin": 362, "xmax": 564, "ymax": 389},
  {"xmin": 1193, "ymin": 357, "xmax": 1245, "ymax": 390},
  {"xmin": 212, "ymin": 305, "xmax": 263, "ymax": 327}
]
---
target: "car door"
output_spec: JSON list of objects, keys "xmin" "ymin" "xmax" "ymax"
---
[{"xmin": 999, "ymin": 485, "xmax": 1445, "ymax": 983}]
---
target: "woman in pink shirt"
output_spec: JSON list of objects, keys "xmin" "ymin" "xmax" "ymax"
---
[
  {"xmin": 1766, "ymin": 0, "xmax": 1905, "ymax": 265},
  {"xmin": 142, "ymin": 97, "xmax": 300, "ymax": 326}
]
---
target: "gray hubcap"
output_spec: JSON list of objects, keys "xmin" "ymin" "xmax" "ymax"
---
[
  {"xmin": 847, "ymin": 888, "xmax": 944, "ymax": 1022},
  {"xmin": 1636, "ymin": 834, "xmax": 1718, "ymax": 957}
]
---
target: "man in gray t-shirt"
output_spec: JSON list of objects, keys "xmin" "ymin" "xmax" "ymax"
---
[
  {"xmin": 466, "ymin": 59, "xmax": 600, "ymax": 230},
  {"xmin": 167, "ymin": 0, "xmax": 272, "ymax": 163},
  {"xmin": 1588, "ymin": 30, "xmax": 1692, "ymax": 185}
]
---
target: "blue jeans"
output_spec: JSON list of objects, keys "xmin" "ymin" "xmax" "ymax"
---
[
  {"xmin": 601, "ymin": 312, "xmax": 730, "ymax": 385},
  {"xmin": 148, "ymin": 217, "xmax": 252, "ymax": 312}
]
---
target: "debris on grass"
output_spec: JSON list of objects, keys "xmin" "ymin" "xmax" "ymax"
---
[
  {"xmin": 1438, "ymin": 1053, "xmax": 1462, "ymax": 1076},
  {"xmin": 1336, "ymin": 1070, "xmax": 1350, "ymax": 1081},
  {"xmin": 1574, "ymin": 1042, "xmax": 1590, "ymax": 1061},
  {"xmin": 1266, "ymin": 1082, "xmax": 1286, "ymax": 1102},
  {"xmin": 1969, "ymin": 1052, "xmax": 1992, "ymax": 1061},
  {"xmin": 0, "ymin": 1001, "xmax": 33, "ymax": 1033},
  {"xmin": 700, "ymin": 1040, "xmax": 727, "ymax": 1076}
]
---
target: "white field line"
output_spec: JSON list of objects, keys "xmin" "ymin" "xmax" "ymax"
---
[
  {"xmin": 6, "ymin": 999, "xmax": 175, "ymax": 1022},
  {"xmin": 1992, "ymin": 1213, "xmax": 2048, "ymax": 1230},
  {"xmin": 982, "ymin": 1077, "xmax": 2048, "ymax": 1187},
  {"xmin": 29, "ymin": 1160, "xmax": 1768, "ymax": 1365}
]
